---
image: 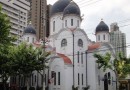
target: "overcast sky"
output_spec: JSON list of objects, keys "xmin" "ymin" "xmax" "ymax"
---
[{"xmin": 47, "ymin": 0, "xmax": 130, "ymax": 57}]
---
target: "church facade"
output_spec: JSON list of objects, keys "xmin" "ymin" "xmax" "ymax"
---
[{"xmin": 13, "ymin": 0, "xmax": 117, "ymax": 90}]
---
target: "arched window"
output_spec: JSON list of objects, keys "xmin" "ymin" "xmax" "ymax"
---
[
  {"xmin": 78, "ymin": 39, "xmax": 83, "ymax": 47},
  {"xmin": 61, "ymin": 39, "xmax": 67, "ymax": 47},
  {"xmin": 71, "ymin": 19, "xmax": 73, "ymax": 26},
  {"xmin": 98, "ymin": 35, "xmax": 100, "ymax": 41},
  {"xmin": 103, "ymin": 34, "xmax": 105, "ymax": 40},
  {"xmin": 32, "ymin": 38, "xmax": 34, "ymax": 43},
  {"xmin": 53, "ymin": 21, "xmax": 55, "ymax": 32},
  {"xmin": 77, "ymin": 20, "xmax": 79, "ymax": 27},
  {"xmin": 65, "ymin": 20, "xmax": 67, "ymax": 27},
  {"xmin": 27, "ymin": 37, "xmax": 29, "ymax": 42}
]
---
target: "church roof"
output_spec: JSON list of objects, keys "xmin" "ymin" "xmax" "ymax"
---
[
  {"xmin": 24, "ymin": 24, "xmax": 36, "ymax": 34},
  {"xmin": 63, "ymin": 1, "xmax": 80, "ymax": 16},
  {"xmin": 88, "ymin": 43, "xmax": 101, "ymax": 51},
  {"xmin": 57, "ymin": 53, "xmax": 72, "ymax": 64},
  {"xmin": 95, "ymin": 20, "xmax": 109, "ymax": 34},
  {"xmin": 50, "ymin": 0, "xmax": 71, "ymax": 16}
]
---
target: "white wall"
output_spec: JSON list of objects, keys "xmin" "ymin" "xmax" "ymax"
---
[
  {"xmin": 50, "ymin": 14, "xmax": 63, "ymax": 35},
  {"xmin": 48, "ymin": 28, "xmax": 89, "ymax": 90},
  {"xmin": 96, "ymin": 32, "xmax": 110, "ymax": 42},
  {"xmin": 49, "ymin": 57, "xmax": 65, "ymax": 90},
  {"xmin": 63, "ymin": 15, "xmax": 81, "ymax": 29},
  {"xmin": 23, "ymin": 34, "xmax": 36, "ymax": 44},
  {"xmin": 87, "ymin": 45, "xmax": 116, "ymax": 90}
]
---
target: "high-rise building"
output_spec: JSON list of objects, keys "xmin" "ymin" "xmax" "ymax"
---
[
  {"xmin": 110, "ymin": 22, "xmax": 127, "ymax": 56},
  {"xmin": 46, "ymin": 4, "xmax": 51, "ymax": 37},
  {"xmin": 0, "ymin": 0, "xmax": 30, "ymax": 45},
  {"xmin": 28, "ymin": 0, "xmax": 48, "ymax": 40}
]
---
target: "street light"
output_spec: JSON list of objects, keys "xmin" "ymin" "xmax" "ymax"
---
[{"xmin": 68, "ymin": 27, "xmax": 77, "ymax": 88}]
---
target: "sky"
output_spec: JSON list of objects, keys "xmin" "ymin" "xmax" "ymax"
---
[{"xmin": 47, "ymin": 0, "xmax": 130, "ymax": 57}]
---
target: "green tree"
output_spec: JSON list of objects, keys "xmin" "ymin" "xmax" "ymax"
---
[
  {"xmin": 10, "ymin": 42, "xmax": 49, "ymax": 90},
  {"xmin": 94, "ymin": 52, "xmax": 112, "ymax": 71},
  {"xmin": 0, "ymin": 5, "xmax": 16, "ymax": 90},
  {"xmin": 94, "ymin": 52, "xmax": 129, "ymax": 90}
]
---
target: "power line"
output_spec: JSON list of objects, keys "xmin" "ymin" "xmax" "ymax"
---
[
  {"xmin": 120, "ymin": 24, "xmax": 130, "ymax": 27},
  {"xmin": 51, "ymin": 28, "xmax": 130, "ymax": 40},
  {"xmin": 77, "ymin": 0, "xmax": 94, "ymax": 5},
  {"xmin": 118, "ymin": 18, "xmax": 130, "ymax": 24},
  {"xmin": 80, "ymin": 0, "xmax": 103, "ymax": 8},
  {"xmin": 62, "ymin": 44, "xmax": 130, "ymax": 57},
  {"xmin": 76, "ymin": 0, "xmax": 92, "ymax": 4},
  {"xmin": 83, "ymin": 21, "xmax": 130, "ymax": 33}
]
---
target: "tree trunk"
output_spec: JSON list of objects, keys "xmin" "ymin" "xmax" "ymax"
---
[
  {"xmin": 3, "ymin": 77, "xmax": 8, "ymax": 90},
  {"xmin": 113, "ymin": 70, "xmax": 119, "ymax": 90},
  {"xmin": 26, "ymin": 77, "xmax": 30, "ymax": 90},
  {"xmin": 3, "ymin": 81, "xmax": 6, "ymax": 90}
]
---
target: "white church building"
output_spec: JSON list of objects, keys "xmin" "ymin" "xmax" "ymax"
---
[{"xmin": 20, "ymin": 0, "xmax": 117, "ymax": 90}]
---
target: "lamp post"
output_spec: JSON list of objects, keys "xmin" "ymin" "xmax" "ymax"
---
[
  {"xmin": 85, "ymin": 51, "xmax": 88, "ymax": 87},
  {"xmin": 72, "ymin": 31, "xmax": 75, "ymax": 87},
  {"xmin": 40, "ymin": 5, "xmax": 47, "ymax": 90},
  {"xmin": 42, "ymin": 39, "xmax": 46, "ymax": 90},
  {"xmin": 69, "ymin": 27, "xmax": 77, "ymax": 88}
]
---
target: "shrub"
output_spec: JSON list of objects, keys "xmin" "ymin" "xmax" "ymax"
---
[{"xmin": 29, "ymin": 87, "xmax": 35, "ymax": 90}]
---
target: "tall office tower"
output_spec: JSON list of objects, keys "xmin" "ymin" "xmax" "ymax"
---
[
  {"xmin": 0, "ymin": 0, "xmax": 30, "ymax": 45},
  {"xmin": 46, "ymin": 4, "xmax": 51, "ymax": 37},
  {"xmin": 28, "ymin": 0, "xmax": 47, "ymax": 40},
  {"xmin": 110, "ymin": 22, "xmax": 127, "ymax": 56}
]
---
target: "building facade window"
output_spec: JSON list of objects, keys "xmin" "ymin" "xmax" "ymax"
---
[
  {"xmin": 82, "ymin": 74, "xmax": 83, "ymax": 85},
  {"xmin": 77, "ymin": 20, "xmax": 79, "ymax": 27},
  {"xmin": 35, "ymin": 75, "xmax": 36, "ymax": 82},
  {"xmin": 53, "ymin": 21, "xmax": 55, "ymax": 32},
  {"xmin": 61, "ymin": 39, "xmax": 67, "ymax": 47},
  {"xmin": 98, "ymin": 35, "xmax": 100, "ymax": 41},
  {"xmin": 54, "ymin": 72, "xmax": 56, "ymax": 85},
  {"xmin": 103, "ymin": 34, "xmax": 105, "ymax": 40},
  {"xmin": 78, "ymin": 39, "xmax": 83, "ymax": 47},
  {"xmin": 71, "ymin": 19, "xmax": 73, "ymax": 26},
  {"xmin": 32, "ymin": 38, "xmax": 34, "ymax": 43},
  {"xmin": 78, "ymin": 73, "xmax": 80, "ymax": 85},
  {"xmin": 65, "ymin": 20, "xmax": 67, "ymax": 27},
  {"xmin": 41, "ymin": 74, "xmax": 43, "ymax": 85},
  {"xmin": 58, "ymin": 72, "xmax": 60, "ymax": 85},
  {"xmin": 81, "ymin": 52, "xmax": 83, "ymax": 64},
  {"xmin": 77, "ymin": 51, "xmax": 79, "ymax": 63},
  {"xmin": 32, "ymin": 74, "xmax": 33, "ymax": 86},
  {"xmin": 27, "ymin": 37, "xmax": 29, "ymax": 42}
]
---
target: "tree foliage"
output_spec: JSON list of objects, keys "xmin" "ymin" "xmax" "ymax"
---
[
  {"xmin": 114, "ymin": 53, "xmax": 130, "ymax": 78},
  {"xmin": 0, "ymin": 5, "xmax": 16, "ymax": 90},
  {"xmin": 9, "ymin": 42, "xmax": 50, "ymax": 90},
  {"xmin": 9, "ymin": 42, "xmax": 50, "ymax": 77},
  {"xmin": 94, "ymin": 52, "xmax": 130, "ymax": 78},
  {"xmin": 94, "ymin": 52, "xmax": 112, "ymax": 71},
  {"xmin": 0, "ymin": 4, "xmax": 50, "ymax": 90},
  {"xmin": 0, "ymin": 5, "xmax": 15, "ymax": 45},
  {"xmin": 0, "ymin": 4, "xmax": 14, "ymax": 79}
]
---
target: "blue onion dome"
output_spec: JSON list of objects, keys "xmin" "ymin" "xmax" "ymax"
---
[
  {"xmin": 63, "ymin": 1, "xmax": 81, "ymax": 16},
  {"xmin": 96, "ymin": 19, "xmax": 109, "ymax": 33},
  {"xmin": 50, "ymin": 0, "xmax": 71, "ymax": 16},
  {"xmin": 24, "ymin": 22, "xmax": 36, "ymax": 34}
]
